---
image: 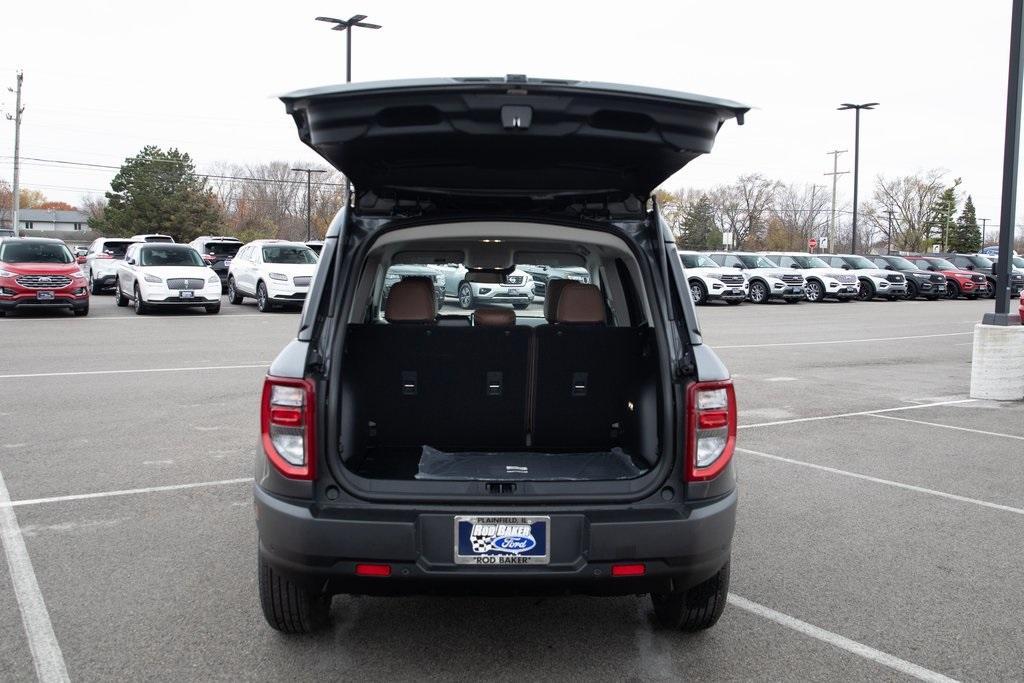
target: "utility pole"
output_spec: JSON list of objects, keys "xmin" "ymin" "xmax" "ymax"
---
[
  {"xmin": 980, "ymin": 217, "xmax": 989, "ymax": 246},
  {"xmin": 824, "ymin": 150, "xmax": 848, "ymax": 252},
  {"xmin": 885, "ymin": 209, "xmax": 894, "ymax": 254},
  {"xmin": 291, "ymin": 168, "xmax": 326, "ymax": 241},
  {"xmin": 6, "ymin": 71, "xmax": 24, "ymax": 233}
]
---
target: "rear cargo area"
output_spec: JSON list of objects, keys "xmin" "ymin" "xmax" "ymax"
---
[{"xmin": 338, "ymin": 322, "xmax": 661, "ymax": 482}]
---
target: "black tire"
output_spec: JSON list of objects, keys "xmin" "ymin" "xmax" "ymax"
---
[
  {"xmin": 905, "ymin": 280, "xmax": 919, "ymax": 300},
  {"xmin": 513, "ymin": 303, "xmax": 529, "ymax": 310},
  {"xmin": 227, "ymin": 277, "xmax": 244, "ymax": 305},
  {"xmin": 89, "ymin": 272, "xmax": 104, "ymax": 295},
  {"xmin": 205, "ymin": 303, "xmax": 221, "ymax": 314},
  {"xmin": 986, "ymin": 280, "xmax": 997, "ymax": 299},
  {"xmin": 256, "ymin": 282, "xmax": 272, "ymax": 312},
  {"xmin": 258, "ymin": 555, "xmax": 331, "ymax": 634},
  {"xmin": 946, "ymin": 281, "xmax": 960, "ymax": 299},
  {"xmin": 805, "ymin": 279, "xmax": 824, "ymax": 302},
  {"xmin": 651, "ymin": 561, "xmax": 730, "ymax": 632},
  {"xmin": 113, "ymin": 280, "xmax": 128, "ymax": 307},
  {"xmin": 73, "ymin": 305, "xmax": 89, "ymax": 317},
  {"xmin": 748, "ymin": 280, "xmax": 769, "ymax": 304},
  {"xmin": 457, "ymin": 282, "xmax": 475, "ymax": 310},
  {"xmin": 857, "ymin": 279, "xmax": 875, "ymax": 301},
  {"xmin": 132, "ymin": 285, "xmax": 147, "ymax": 315},
  {"xmin": 689, "ymin": 280, "xmax": 708, "ymax": 305}
]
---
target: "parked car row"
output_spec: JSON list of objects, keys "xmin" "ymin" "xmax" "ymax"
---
[{"xmin": 678, "ymin": 249, "xmax": 1024, "ymax": 305}]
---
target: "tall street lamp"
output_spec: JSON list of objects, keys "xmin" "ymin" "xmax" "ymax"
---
[
  {"xmin": 315, "ymin": 14, "xmax": 382, "ymax": 83},
  {"xmin": 838, "ymin": 102, "xmax": 879, "ymax": 253}
]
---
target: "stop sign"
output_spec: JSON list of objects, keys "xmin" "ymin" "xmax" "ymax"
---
[{"xmin": 808, "ymin": 238, "xmax": 818, "ymax": 249}]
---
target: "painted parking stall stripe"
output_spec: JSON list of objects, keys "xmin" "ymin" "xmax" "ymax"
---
[
  {"xmin": 0, "ymin": 363, "xmax": 271, "ymax": 380},
  {"xmin": 0, "ymin": 470, "xmax": 70, "ymax": 682},
  {"xmin": 716, "ymin": 331, "xmax": 971, "ymax": 349},
  {"xmin": 868, "ymin": 413, "xmax": 1024, "ymax": 441},
  {"xmin": 738, "ymin": 398, "xmax": 977, "ymax": 429},
  {"xmin": 1, "ymin": 478, "xmax": 253, "ymax": 509}
]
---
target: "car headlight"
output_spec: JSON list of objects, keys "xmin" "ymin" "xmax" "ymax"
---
[
  {"xmin": 144, "ymin": 274, "xmax": 162, "ymax": 283},
  {"xmin": 208, "ymin": 275, "xmax": 219, "ymax": 284},
  {"xmin": 0, "ymin": 269, "xmax": 14, "ymax": 278},
  {"xmin": 268, "ymin": 272, "xmax": 288, "ymax": 281}
]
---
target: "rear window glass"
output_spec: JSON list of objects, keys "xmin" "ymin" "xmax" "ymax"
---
[
  {"xmin": 140, "ymin": 247, "xmax": 204, "ymax": 267},
  {"xmin": 0, "ymin": 241, "xmax": 73, "ymax": 264},
  {"xmin": 204, "ymin": 242, "xmax": 242, "ymax": 257},
  {"xmin": 262, "ymin": 246, "xmax": 317, "ymax": 264},
  {"xmin": 100, "ymin": 241, "xmax": 134, "ymax": 258}
]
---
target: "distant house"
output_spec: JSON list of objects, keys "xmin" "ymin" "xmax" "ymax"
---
[{"xmin": 14, "ymin": 208, "xmax": 90, "ymax": 232}]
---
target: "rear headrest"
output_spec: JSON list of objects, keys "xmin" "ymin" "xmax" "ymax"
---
[
  {"xmin": 474, "ymin": 307, "xmax": 516, "ymax": 327},
  {"xmin": 544, "ymin": 278, "xmax": 573, "ymax": 323},
  {"xmin": 384, "ymin": 276, "xmax": 436, "ymax": 323},
  {"xmin": 555, "ymin": 283, "xmax": 606, "ymax": 324}
]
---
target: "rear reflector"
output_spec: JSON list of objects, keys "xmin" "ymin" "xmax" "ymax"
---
[
  {"xmin": 611, "ymin": 563, "xmax": 646, "ymax": 577},
  {"xmin": 685, "ymin": 380, "xmax": 737, "ymax": 482},
  {"xmin": 355, "ymin": 563, "xmax": 392, "ymax": 577}
]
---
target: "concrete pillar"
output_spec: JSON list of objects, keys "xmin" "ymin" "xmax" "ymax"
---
[{"xmin": 969, "ymin": 322, "xmax": 1024, "ymax": 401}]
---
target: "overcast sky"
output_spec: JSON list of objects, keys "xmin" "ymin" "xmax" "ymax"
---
[{"xmin": 0, "ymin": 0, "xmax": 1018, "ymax": 231}]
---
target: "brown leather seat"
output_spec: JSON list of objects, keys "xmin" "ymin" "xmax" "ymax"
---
[
  {"xmin": 384, "ymin": 276, "xmax": 436, "ymax": 323},
  {"xmin": 555, "ymin": 282, "xmax": 606, "ymax": 324},
  {"xmin": 474, "ymin": 307, "xmax": 516, "ymax": 327},
  {"xmin": 543, "ymin": 278, "xmax": 573, "ymax": 322}
]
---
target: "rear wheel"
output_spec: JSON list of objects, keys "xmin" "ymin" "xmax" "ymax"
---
[
  {"xmin": 805, "ymin": 280, "xmax": 824, "ymax": 302},
  {"xmin": 258, "ymin": 555, "xmax": 332, "ymax": 634},
  {"xmin": 113, "ymin": 280, "xmax": 128, "ymax": 307},
  {"xmin": 256, "ymin": 282, "xmax": 272, "ymax": 312},
  {"xmin": 946, "ymin": 281, "xmax": 961, "ymax": 299},
  {"xmin": 905, "ymin": 280, "xmax": 919, "ymax": 300},
  {"xmin": 89, "ymin": 271, "xmax": 103, "ymax": 295},
  {"xmin": 227, "ymin": 278, "xmax": 244, "ymax": 305},
  {"xmin": 857, "ymin": 280, "xmax": 875, "ymax": 301},
  {"xmin": 689, "ymin": 281, "xmax": 708, "ymax": 305},
  {"xmin": 987, "ymin": 280, "xmax": 997, "ymax": 298},
  {"xmin": 748, "ymin": 280, "xmax": 769, "ymax": 304},
  {"xmin": 132, "ymin": 285, "xmax": 147, "ymax": 315},
  {"xmin": 651, "ymin": 561, "xmax": 730, "ymax": 631}
]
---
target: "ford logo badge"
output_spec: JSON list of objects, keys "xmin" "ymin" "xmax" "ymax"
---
[{"xmin": 491, "ymin": 535, "xmax": 536, "ymax": 553}]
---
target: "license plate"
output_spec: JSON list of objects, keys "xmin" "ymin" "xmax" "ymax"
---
[
  {"xmin": 503, "ymin": 289, "xmax": 519, "ymax": 296},
  {"xmin": 223, "ymin": 259, "xmax": 232, "ymax": 267},
  {"xmin": 454, "ymin": 515, "xmax": 550, "ymax": 565},
  {"xmin": 180, "ymin": 290, "xmax": 194, "ymax": 299},
  {"xmin": 36, "ymin": 291, "xmax": 55, "ymax": 301}
]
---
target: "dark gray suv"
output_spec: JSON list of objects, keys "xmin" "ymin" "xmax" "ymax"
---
[{"xmin": 255, "ymin": 76, "xmax": 744, "ymax": 634}]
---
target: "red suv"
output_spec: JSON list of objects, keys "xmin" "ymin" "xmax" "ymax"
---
[
  {"xmin": 908, "ymin": 255, "xmax": 987, "ymax": 300},
  {"xmin": 0, "ymin": 237, "xmax": 89, "ymax": 316}
]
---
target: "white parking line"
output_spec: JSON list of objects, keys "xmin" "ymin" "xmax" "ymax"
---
[
  {"xmin": 0, "ymin": 364, "xmax": 270, "ymax": 380},
  {"xmin": 728, "ymin": 594, "xmax": 957, "ymax": 683},
  {"xmin": 2, "ymin": 313, "xmax": 269, "ymax": 322},
  {"xmin": 1, "ymin": 478, "xmax": 253, "ymax": 509},
  {"xmin": 867, "ymin": 413, "xmax": 1024, "ymax": 441},
  {"xmin": 0, "ymin": 470, "xmax": 70, "ymax": 682},
  {"xmin": 738, "ymin": 398, "xmax": 976, "ymax": 429},
  {"xmin": 737, "ymin": 447, "xmax": 1024, "ymax": 516},
  {"xmin": 716, "ymin": 331, "xmax": 971, "ymax": 349}
]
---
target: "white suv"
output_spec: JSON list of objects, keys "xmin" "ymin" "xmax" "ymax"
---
[
  {"xmin": 83, "ymin": 237, "xmax": 139, "ymax": 293},
  {"xmin": 677, "ymin": 251, "xmax": 748, "ymax": 305},
  {"xmin": 705, "ymin": 251, "xmax": 806, "ymax": 304},
  {"xmin": 820, "ymin": 254, "xmax": 907, "ymax": 301},
  {"xmin": 761, "ymin": 252, "xmax": 859, "ymax": 302},
  {"xmin": 227, "ymin": 240, "xmax": 319, "ymax": 312},
  {"xmin": 113, "ymin": 243, "xmax": 221, "ymax": 314}
]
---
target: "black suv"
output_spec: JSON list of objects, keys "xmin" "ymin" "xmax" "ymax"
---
[
  {"xmin": 937, "ymin": 252, "xmax": 1024, "ymax": 298},
  {"xmin": 865, "ymin": 254, "xmax": 947, "ymax": 301},
  {"xmin": 188, "ymin": 236, "xmax": 242, "ymax": 291},
  {"xmin": 255, "ymin": 77, "xmax": 744, "ymax": 634}
]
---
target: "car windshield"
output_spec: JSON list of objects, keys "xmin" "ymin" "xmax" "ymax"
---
[
  {"xmin": 1013, "ymin": 257, "xmax": 1024, "ymax": 268},
  {"xmin": 843, "ymin": 256, "xmax": 876, "ymax": 269},
  {"xmin": 0, "ymin": 241, "xmax": 74, "ymax": 264},
  {"xmin": 101, "ymin": 241, "xmax": 134, "ymax": 258},
  {"xmin": 788, "ymin": 255, "xmax": 829, "ymax": 268},
  {"xmin": 882, "ymin": 256, "xmax": 917, "ymax": 270},
  {"xmin": 262, "ymin": 246, "xmax": 317, "ymax": 264},
  {"xmin": 678, "ymin": 254, "xmax": 717, "ymax": 268},
  {"xmin": 139, "ymin": 246, "xmax": 204, "ymax": 267},
  {"xmin": 924, "ymin": 257, "xmax": 957, "ymax": 269},
  {"xmin": 205, "ymin": 242, "xmax": 241, "ymax": 257},
  {"xmin": 737, "ymin": 254, "xmax": 777, "ymax": 269}
]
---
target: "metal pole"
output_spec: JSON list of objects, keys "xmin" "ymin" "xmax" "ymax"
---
[
  {"xmin": 824, "ymin": 150, "xmax": 848, "ymax": 253},
  {"xmin": 981, "ymin": 217, "xmax": 988, "ymax": 246},
  {"xmin": 8, "ymin": 71, "xmax": 24, "ymax": 233},
  {"xmin": 886, "ymin": 209, "xmax": 893, "ymax": 254},
  {"xmin": 305, "ymin": 172, "xmax": 312, "ymax": 241},
  {"xmin": 984, "ymin": 0, "xmax": 1024, "ymax": 325},
  {"xmin": 852, "ymin": 109, "xmax": 861, "ymax": 254},
  {"xmin": 346, "ymin": 28, "xmax": 352, "ymax": 83}
]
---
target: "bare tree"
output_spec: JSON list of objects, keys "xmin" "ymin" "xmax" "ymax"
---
[
  {"xmin": 771, "ymin": 183, "xmax": 830, "ymax": 251},
  {"xmin": 864, "ymin": 170, "xmax": 946, "ymax": 252}
]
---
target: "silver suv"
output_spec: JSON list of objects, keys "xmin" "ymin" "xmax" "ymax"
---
[
  {"xmin": 436, "ymin": 264, "xmax": 535, "ymax": 310},
  {"xmin": 706, "ymin": 251, "xmax": 806, "ymax": 303}
]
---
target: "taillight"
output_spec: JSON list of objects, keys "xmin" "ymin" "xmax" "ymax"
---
[
  {"xmin": 260, "ymin": 376, "xmax": 315, "ymax": 480},
  {"xmin": 96, "ymin": 253, "xmax": 113, "ymax": 259},
  {"xmin": 685, "ymin": 380, "xmax": 736, "ymax": 481}
]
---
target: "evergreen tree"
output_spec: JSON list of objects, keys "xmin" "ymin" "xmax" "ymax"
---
[
  {"xmin": 926, "ymin": 178, "xmax": 961, "ymax": 250},
  {"xmin": 949, "ymin": 195, "xmax": 982, "ymax": 253},
  {"xmin": 91, "ymin": 146, "xmax": 222, "ymax": 241},
  {"xmin": 680, "ymin": 194, "xmax": 719, "ymax": 249}
]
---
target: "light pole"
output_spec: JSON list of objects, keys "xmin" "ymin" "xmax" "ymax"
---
[
  {"xmin": 838, "ymin": 102, "xmax": 878, "ymax": 253},
  {"xmin": 315, "ymin": 14, "xmax": 382, "ymax": 83},
  {"xmin": 292, "ymin": 168, "xmax": 326, "ymax": 241}
]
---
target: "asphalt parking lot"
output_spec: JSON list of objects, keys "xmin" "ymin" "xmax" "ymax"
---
[{"xmin": 1, "ymin": 294, "xmax": 1022, "ymax": 681}]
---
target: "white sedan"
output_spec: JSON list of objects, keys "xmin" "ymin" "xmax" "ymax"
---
[{"xmin": 114, "ymin": 243, "xmax": 222, "ymax": 314}]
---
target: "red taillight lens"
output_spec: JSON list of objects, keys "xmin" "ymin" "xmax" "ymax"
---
[
  {"xmin": 261, "ymin": 376, "xmax": 315, "ymax": 480},
  {"xmin": 611, "ymin": 563, "xmax": 646, "ymax": 577},
  {"xmin": 685, "ymin": 380, "xmax": 736, "ymax": 482},
  {"xmin": 96, "ymin": 253, "xmax": 113, "ymax": 259},
  {"xmin": 355, "ymin": 563, "xmax": 392, "ymax": 577}
]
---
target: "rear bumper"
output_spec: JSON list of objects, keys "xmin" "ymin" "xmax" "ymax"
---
[{"xmin": 255, "ymin": 485, "xmax": 736, "ymax": 596}]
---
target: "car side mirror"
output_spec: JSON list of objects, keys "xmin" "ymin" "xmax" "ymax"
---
[
  {"xmin": 126, "ymin": 257, "xmax": 135, "ymax": 265},
  {"xmin": 791, "ymin": 264, "xmax": 800, "ymax": 269},
  {"xmin": 842, "ymin": 264, "xmax": 850, "ymax": 270}
]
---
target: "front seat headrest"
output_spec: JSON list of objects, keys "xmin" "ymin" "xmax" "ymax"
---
[
  {"xmin": 384, "ymin": 276, "xmax": 436, "ymax": 323},
  {"xmin": 544, "ymin": 278, "xmax": 573, "ymax": 323},
  {"xmin": 555, "ymin": 283, "xmax": 606, "ymax": 324},
  {"xmin": 474, "ymin": 307, "xmax": 516, "ymax": 327}
]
